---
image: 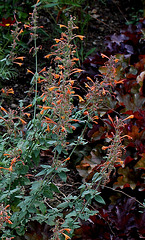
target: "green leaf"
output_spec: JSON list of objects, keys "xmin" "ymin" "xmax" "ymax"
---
[
  {"xmin": 92, "ymin": 172, "xmax": 102, "ymax": 182},
  {"xmin": 16, "ymin": 225, "xmax": 26, "ymax": 236},
  {"xmin": 32, "ymin": 149, "xmax": 40, "ymax": 166},
  {"xmin": 35, "ymin": 169, "xmax": 46, "ymax": 176},
  {"xmin": 33, "ymin": 149, "xmax": 40, "ymax": 158},
  {"xmin": 44, "ymin": 3, "xmax": 58, "ymax": 8},
  {"xmin": 15, "ymin": 164, "xmax": 29, "ymax": 175},
  {"xmin": 28, "ymin": 205, "xmax": 37, "ymax": 213},
  {"xmin": 66, "ymin": 210, "xmax": 77, "ymax": 218},
  {"xmin": 55, "ymin": 144, "xmax": 62, "ymax": 154},
  {"xmin": 47, "ymin": 140, "xmax": 57, "ymax": 145},
  {"xmin": 30, "ymin": 180, "xmax": 43, "ymax": 195},
  {"xmin": 50, "ymin": 183, "xmax": 60, "ymax": 193},
  {"xmin": 57, "ymin": 202, "xmax": 69, "ymax": 209},
  {"xmin": 94, "ymin": 195, "xmax": 105, "ymax": 205},
  {"xmin": 39, "ymin": 202, "xmax": 47, "ymax": 214},
  {"xmin": 43, "ymin": 186, "xmax": 53, "ymax": 199},
  {"xmin": 58, "ymin": 171, "xmax": 67, "ymax": 182},
  {"xmin": 84, "ymin": 47, "xmax": 96, "ymax": 59},
  {"xmin": 35, "ymin": 166, "xmax": 54, "ymax": 177}
]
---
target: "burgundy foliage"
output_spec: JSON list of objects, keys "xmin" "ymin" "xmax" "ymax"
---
[
  {"xmin": 74, "ymin": 18, "xmax": 145, "ymax": 239},
  {"xmin": 0, "ymin": 17, "xmax": 15, "ymax": 27}
]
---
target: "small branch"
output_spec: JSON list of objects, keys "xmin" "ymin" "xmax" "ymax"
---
[{"xmin": 103, "ymin": 185, "xmax": 145, "ymax": 208}]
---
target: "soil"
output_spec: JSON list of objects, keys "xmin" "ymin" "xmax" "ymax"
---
[
  {"xmin": 1, "ymin": 0, "xmax": 144, "ymax": 110},
  {"xmin": 84, "ymin": 0, "xmax": 143, "ymax": 53}
]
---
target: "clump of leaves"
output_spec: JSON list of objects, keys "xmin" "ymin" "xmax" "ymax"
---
[
  {"xmin": 72, "ymin": 198, "xmax": 145, "ymax": 240},
  {"xmin": 73, "ymin": 17, "xmax": 145, "ymax": 239}
]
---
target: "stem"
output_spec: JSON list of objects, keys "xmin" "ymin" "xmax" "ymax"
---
[
  {"xmin": 103, "ymin": 185, "xmax": 145, "ymax": 208},
  {"xmin": 33, "ymin": 31, "xmax": 38, "ymax": 121}
]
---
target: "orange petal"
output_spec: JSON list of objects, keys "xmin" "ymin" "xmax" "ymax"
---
[
  {"xmin": 76, "ymin": 35, "xmax": 85, "ymax": 40},
  {"xmin": 13, "ymin": 62, "xmax": 23, "ymax": 66},
  {"xmin": 59, "ymin": 24, "xmax": 67, "ymax": 28},
  {"xmin": 27, "ymin": 69, "xmax": 34, "ymax": 74},
  {"xmin": 44, "ymin": 53, "xmax": 54, "ymax": 59},
  {"xmin": 1, "ymin": 107, "xmax": 8, "ymax": 113}
]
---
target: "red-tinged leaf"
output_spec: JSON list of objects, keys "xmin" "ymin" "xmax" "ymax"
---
[
  {"xmin": 87, "ymin": 124, "xmax": 106, "ymax": 141},
  {"xmin": 126, "ymin": 73, "xmax": 137, "ymax": 79},
  {"xmin": 134, "ymin": 153, "xmax": 145, "ymax": 170},
  {"xmin": 76, "ymin": 149, "xmax": 102, "ymax": 181},
  {"xmin": 135, "ymin": 56, "xmax": 145, "ymax": 73},
  {"xmin": 0, "ymin": 17, "xmax": 15, "ymax": 26},
  {"xmin": 124, "ymin": 156, "xmax": 134, "ymax": 165},
  {"xmin": 128, "ymin": 125, "xmax": 144, "ymax": 140},
  {"xmin": 113, "ymin": 167, "xmax": 137, "ymax": 190},
  {"xmin": 121, "ymin": 24, "xmax": 142, "ymax": 45}
]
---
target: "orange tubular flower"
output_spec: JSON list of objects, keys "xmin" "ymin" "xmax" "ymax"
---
[
  {"xmin": 42, "ymin": 106, "xmax": 53, "ymax": 110},
  {"xmin": 45, "ymin": 124, "xmax": 50, "ymax": 132},
  {"xmin": 27, "ymin": 69, "xmax": 34, "ymax": 75},
  {"xmin": 61, "ymin": 126, "xmax": 66, "ymax": 132},
  {"xmin": 18, "ymin": 117, "xmax": 27, "ymax": 125},
  {"xmin": 53, "ymin": 74, "xmax": 60, "ymax": 79},
  {"xmin": 102, "ymin": 146, "xmax": 109, "ymax": 150},
  {"xmin": 54, "ymin": 38, "xmax": 61, "ymax": 43},
  {"xmin": 23, "ymin": 104, "xmax": 32, "ymax": 110},
  {"xmin": 101, "ymin": 53, "xmax": 110, "ymax": 59},
  {"xmin": 62, "ymin": 157, "xmax": 70, "ymax": 163},
  {"xmin": 44, "ymin": 53, "xmax": 54, "ymax": 59},
  {"xmin": 83, "ymin": 111, "xmax": 89, "ymax": 116},
  {"xmin": 39, "ymin": 67, "xmax": 46, "ymax": 73},
  {"xmin": 13, "ymin": 62, "xmax": 23, "ymax": 66},
  {"xmin": 59, "ymin": 24, "xmax": 68, "ymax": 28},
  {"xmin": 123, "ymin": 115, "xmax": 134, "ymax": 121},
  {"xmin": 24, "ymin": 24, "xmax": 30, "ymax": 28},
  {"xmin": 74, "ymin": 94, "xmax": 84, "ymax": 102},
  {"xmin": 13, "ymin": 56, "xmax": 25, "ymax": 61},
  {"xmin": 61, "ymin": 233, "xmax": 71, "ymax": 240},
  {"xmin": 0, "ymin": 106, "xmax": 8, "ymax": 113},
  {"xmin": 76, "ymin": 35, "xmax": 85, "ymax": 40},
  {"xmin": 71, "ymin": 125, "xmax": 76, "ymax": 130},
  {"xmin": 6, "ymin": 88, "xmax": 14, "ymax": 94},
  {"xmin": 44, "ymin": 117, "xmax": 57, "ymax": 125}
]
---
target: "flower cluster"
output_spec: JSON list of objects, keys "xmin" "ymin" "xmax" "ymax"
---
[
  {"xmin": 101, "ymin": 115, "xmax": 134, "ymax": 183},
  {"xmin": 0, "ymin": 204, "xmax": 12, "ymax": 229},
  {"xmin": 83, "ymin": 55, "xmax": 122, "ymax": 120},
  {"xmin": 39, "ymin": 16, "xmax": 84, "ymax": 147}
]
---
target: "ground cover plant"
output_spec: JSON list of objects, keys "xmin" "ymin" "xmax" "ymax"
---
[{"xmin": 0, "ymin": 0, "xmax": 145, "ymax": 240}]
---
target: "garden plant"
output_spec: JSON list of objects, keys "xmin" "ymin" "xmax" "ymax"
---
[{"xmin": 0, "ymin": 0, "xmax": 145, "ymax": 240}]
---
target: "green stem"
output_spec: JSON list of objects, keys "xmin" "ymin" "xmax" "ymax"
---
[{"xmin": 33, "ymin": 35, "xmax": 38, "ymax": 122}]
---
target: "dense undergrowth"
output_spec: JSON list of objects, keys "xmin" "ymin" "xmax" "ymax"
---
[{"xmin": 0, "ymin": 1, "xmax": 145, "ymax": 240}]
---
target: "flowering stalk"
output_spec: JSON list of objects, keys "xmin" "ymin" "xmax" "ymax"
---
[
  {"xmin": 83, "ymin": 55, "xmax": 123, "ymax": 120},
  {"xmin": 40, "ymin": 16, "xmax": 84, "ymax": 150},
  {"xmin": 0, "ymin": 204, "xmax": 13, "ymax": 229},
  {"xmin": 101, "ymin": 115, "xmax": 134, "ymax": 183},
  {"xmin": 24, "ymin": 0, "xmax": 42, "ymax": 121}
]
